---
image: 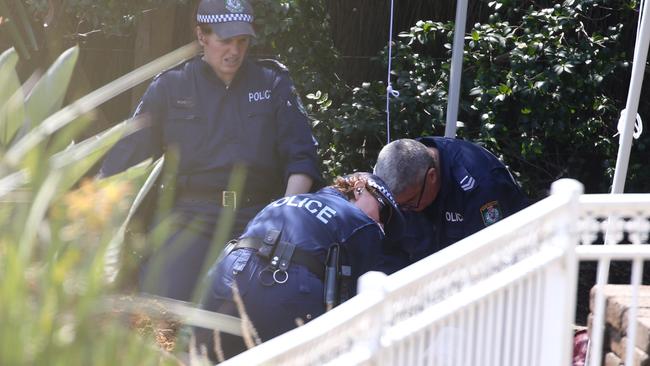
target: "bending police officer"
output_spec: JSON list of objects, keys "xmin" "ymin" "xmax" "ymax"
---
[
  {"xmin": 194, "ymin": 172, "xmax": 403, "ymax": 361},
  {"xmin": 98, "ymin": 0, "xmax": 320, "ymax": 301},
  {"xmin": 373, "ymin": 137, "xmax": 529, "ymax": 272}
]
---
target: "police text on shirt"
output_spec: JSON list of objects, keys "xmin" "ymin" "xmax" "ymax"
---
[
  {"xmin": 249, "ymin": 89, "xmax": 271, "ymax": 102},
  {"xmin": 273, "ymin": 196, "xmax": 337, "ymax": 224}
]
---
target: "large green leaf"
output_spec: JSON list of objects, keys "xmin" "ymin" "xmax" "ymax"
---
[
  {"xmin": 18, "ymin": 169, "xmax": 61, "ymax": 260},
  {"xmin": 103, "ymin": 156, "xmax": 164, "ymax": 283},
  {"xmin": 0, "ymin": 89, "xmax": 25, "ymax": 147},
  {"xmin": 48, "ymin": 117, "xmax": 143, "ymax": 198},
  {"xmin": 0, "ymin": 48, "xmax": 20, "ymax": 105},
  {"xmin": 0, "ymin": 170, "xmax": 28, "ymax": 200},
  {"xmin": 17, "ymin": 118, "xmax": 139, "ymax": 260},
  {"xmin": 0, "ymin": 48, "xmax": 25, "ymax": 146},
  {"xmin": 24, "ymin": 46, "xmax": 79, "ymax": 131}
]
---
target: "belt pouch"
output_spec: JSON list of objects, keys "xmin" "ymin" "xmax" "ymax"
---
[
  {"xmin": 257, "ymin": 229, "xmax": 281, "ymax": 260},
  {"xmin": 271, "ymin": 241, "xmax": 296, "ymax": 271},
  {"xmin": 324, "ymin": 244, "xmax": 340, "ymax": 310}
]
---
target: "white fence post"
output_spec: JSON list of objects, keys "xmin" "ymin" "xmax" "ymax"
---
[
  {"xmin": 358, "ymin": 271, "xmax": 388, "ymax": 294},
  {"xmin": 539, "ymin": 179, "xmax": 583, "ymax": 366},
  {"xmin": 357, "ymin": 271, "xmax": 387, "ymax": 364}
]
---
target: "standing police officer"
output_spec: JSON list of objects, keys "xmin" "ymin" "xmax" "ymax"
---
[
  {"xmin": 194, "ymin": 172, "xmax": 403, "ymax": 361},
  {"xmin": 373, "ymin": 137, "xmax": 529, "ymax": 272},
  {"xmin": 99, "ymin": 0, "xmax": 320, "ymax": 301}
]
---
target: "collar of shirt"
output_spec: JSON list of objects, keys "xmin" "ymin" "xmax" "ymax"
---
[{"xmin": 196, "ymin": 55, "xmax": 251, "ymax": 88}]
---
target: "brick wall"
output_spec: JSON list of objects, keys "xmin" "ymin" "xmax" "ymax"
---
[{"xmin": 589, "ymin": 285, "xmax": 650, "ymax": 366}]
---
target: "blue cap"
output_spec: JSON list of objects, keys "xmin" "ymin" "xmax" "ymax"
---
[
  {"xmin": 345, "ymin": 172, "xmax": 404, "ymax": 235},
  {"xmin": 197, "ymin": 0, "xmax": 256, "ymax": 39}
]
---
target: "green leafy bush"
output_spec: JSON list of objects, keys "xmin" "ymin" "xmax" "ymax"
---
[
  {"xmin": 0, "ymin": 46, "xmax": 177, "ymax": 365},
  {"xmin": 312, "ymin": 0, "xmax": 642, "ymax": 198}
]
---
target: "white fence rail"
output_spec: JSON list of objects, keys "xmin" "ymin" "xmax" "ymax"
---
[{"xmin": 222, "ymin": 179, "xmax": 650, "ymax": 365}]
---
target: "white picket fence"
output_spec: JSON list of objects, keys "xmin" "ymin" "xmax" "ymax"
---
[{"xmin": 221, "ymin": 179, "xmax": 650, "ymax": 366}]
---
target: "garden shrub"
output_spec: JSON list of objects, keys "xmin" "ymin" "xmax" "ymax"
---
[{"xmin": 312, "ymin": 0, "xmax": 644, "ymax": 198}]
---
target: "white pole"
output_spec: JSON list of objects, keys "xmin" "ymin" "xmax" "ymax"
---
[
  {"xmin": 611, "ymin": 1, "xmax": 650, "ymax": 193},
  {"xmin": 444, "ymin": 0, "xmax": 469, "ymax": 138}
]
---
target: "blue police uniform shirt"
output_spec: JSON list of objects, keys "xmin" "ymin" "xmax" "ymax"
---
[
  {"xmin": 197, "ymin": 187, "xmax": 384, "ymax": 350},
  {"xmin": 240, "ymin": 187, "xmax": 384, "ymax": 281},
  {"xmin": 378, "ymin": 137, "xmax": 529, "ymax": 272},
  {"xmin": 99, "ymin": 55, "xmax": 320, "ymax": 199},
  {"xmin": 99, "ymin": 55, "xmax": 320, "ymax": 302}
]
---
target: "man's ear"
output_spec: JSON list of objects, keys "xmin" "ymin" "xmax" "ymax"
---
[
  {"xmin": 196, "ymin": 26, "xmax": 206, "ymax": 45},
  {"xmin": 428, "ymin": 166, "xmax": 439, "ymax": 186}
]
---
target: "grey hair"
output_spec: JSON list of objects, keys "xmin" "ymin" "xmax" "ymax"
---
[{"xmin": 373, "ymin": 139, "xmax": 434, "ymax": 196}]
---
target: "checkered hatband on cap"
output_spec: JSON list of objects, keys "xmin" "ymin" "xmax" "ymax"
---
[
  {"xmin": 196, "ymin": 13, "xmax": 254, "ymax": 24},
  {"xmin": 366, "ymin": 178, "xmax": 398, "ymax": 208}
]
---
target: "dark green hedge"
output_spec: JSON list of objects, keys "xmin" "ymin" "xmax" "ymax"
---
[{"xmin": 299, "ymin": 0, "xmax": 647, "ymax": 199}]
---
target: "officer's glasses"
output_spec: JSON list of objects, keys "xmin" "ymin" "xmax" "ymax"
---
[{"xmin": 400, "ymin": 166, "xmax": 431, "ymax": 211}]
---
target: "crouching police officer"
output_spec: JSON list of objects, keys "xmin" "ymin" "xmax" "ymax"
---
[
  {"xmin": 374, "ymin": 137, "xmax": 529, "ymax": 272},
  {"xmin": 193, "ymin": 172, "xmax": 403, "ymax": 360},
  {"xmin": 98, "ymin": 0, "xmax": 320, "ymax": 302}
]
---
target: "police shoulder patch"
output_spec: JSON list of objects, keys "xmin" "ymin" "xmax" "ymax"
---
[{"xmin": 480, "ymin": 201, "xmax": 502, "ymax": 226}]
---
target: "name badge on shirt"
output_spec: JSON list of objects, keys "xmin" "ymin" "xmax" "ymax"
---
[
  {"xmin": 445, "ymin": 212, "xmax": 463, "ymax": 222},
  {"xmin": 249, "ymin": 89, "xmax": 271, "ymax": 103},
  {"xmin": 174, "ymin": 97, "xmax": 194, "ymax": 109}
]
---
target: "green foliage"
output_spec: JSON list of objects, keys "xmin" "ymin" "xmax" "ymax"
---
[
  {"xmin": 0, "ymin": 48, "xmax": 25, "ymax": 144},
  {"xmin": 314, "ymin": 0, "xmax": 639, "ymax": 197},
  {"xmin": 24, "ymin": 0, "xmax": 187, "ymax": 35},
  {"xmin": 463, "ymin": 0, "xmax": 632, "ymax": 196},
  {"xmin": 24, "ymin": 47, "xmax": 79, "ymax": 134},
  {"xmin": 251, "ymin": 0, "xmax": 342, "ymax": 100},
  {"xmin": 0, "ymin": 47, "xmax": 176, "ymax": 365},
  {"xmin": 308, "ymin": 20, "xmax": 453, "ymax": 178}
]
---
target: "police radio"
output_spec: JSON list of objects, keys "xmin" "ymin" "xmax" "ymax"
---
[
  {"xmin": 324, "ymin": 244, "xmax": 353, "ymax": 310},
  {"xmin": 324, "ymin": 244, "xmax": 339, "ymax": 311}
]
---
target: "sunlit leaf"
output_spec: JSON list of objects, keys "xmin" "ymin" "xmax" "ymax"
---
[
  {"xmin": 103, "ymin": 157, "xmax": 164, "ymax": 283},
  {"xmin": 0, "ymin": 48, "xmax": 25, "ymax": 145},
  {"xmin": 0, "ymin": 48, "xmax": 19, "ymax": 106},
  {"xmin": 49, "ymin": 118, "xmax": 143, "ymax": 197},
  {"xmin": 24, "ymin": 46, "xmax": 79, "ymax": 131},
  {"xmin": 0, "ymin": 88, "xmax": 25, "ymax": 146},
  {"xmin": 0, "ymin": 170, "xmax": 28, "ymax": 200},
  {"xmin": 19, "ymin": 170, "xmax": 61, "ymax": 260}
]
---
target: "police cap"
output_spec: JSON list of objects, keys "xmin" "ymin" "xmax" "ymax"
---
[
  {"xmin": 196, "ymin": 0, "xmax": 256, "ymax": 39},
  {"xmin": 346, "ymin": 172, "xmax": 405, "ymax": 235}
]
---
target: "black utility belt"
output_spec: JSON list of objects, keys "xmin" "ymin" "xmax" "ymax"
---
[
  {"xmin": 225, "ymin": 231, "xmax": 352, "ymax": 310},
  {"xmin": 175, "ymin": 190, "xmax": 271, "ymax": 209},
  {"xmin": 232, "ymin": 236, "xmax": 324, "ymax": 281}
]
